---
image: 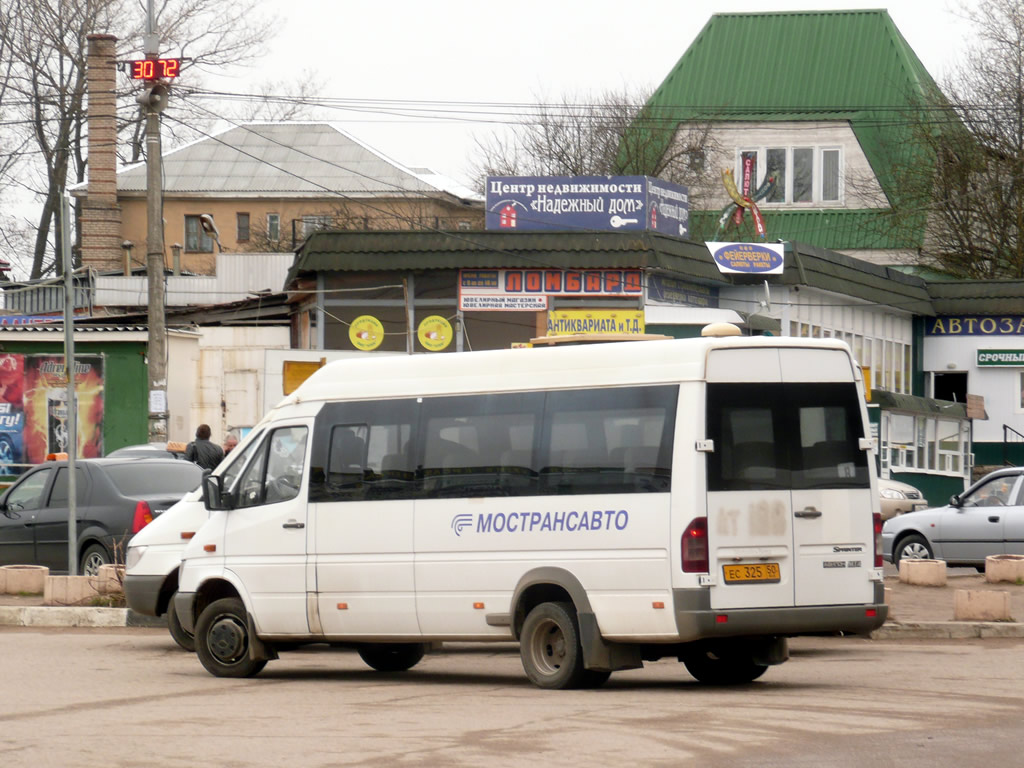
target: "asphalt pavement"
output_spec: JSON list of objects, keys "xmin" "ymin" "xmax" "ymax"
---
[{"xmin": 3, "ymin": 568, "xmax": 1024, "ymax": 639}]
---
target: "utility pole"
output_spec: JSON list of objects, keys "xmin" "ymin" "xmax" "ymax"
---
[
  {"xmin": 142, "ymin": 0, "xmax": 168, "ymax": 442},
  {"xmin": 61, "ymin": 195, "xmax": 78, "ymax": 575}
]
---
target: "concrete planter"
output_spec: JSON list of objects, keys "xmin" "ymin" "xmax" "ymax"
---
[
  {"xmin": 898, "ymin": 558, "xmax": 947, "ymax": 586},
  {"xmin": 94, "ymin": 564, "xmax": 125, "ymax": 594},
  {"xmin": 954, "ymin": 589, "xmax": 1013, "ymax": 621},
  {"xmin": 44, "ymin": 576, "xmax": 102, "ymax": 606},
  {"xmin": 985, "ymin": 554, "xmax": 1024, "ymax": 584},
  {"xmin": 0, "ymin": 565, "xmax": 49, "ymax": 595}
]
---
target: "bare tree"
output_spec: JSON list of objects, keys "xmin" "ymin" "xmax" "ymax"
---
[
  {"xmin": 471, "ymin": 88, "xmax": 717, "ymax": 196},
  {"xmin": 880, "ymin": 0, "xmax": 1024, "ymax": 278},
  {"xmin": 0, "ymin": 0, "xmax": 283, "ymax": 279}
]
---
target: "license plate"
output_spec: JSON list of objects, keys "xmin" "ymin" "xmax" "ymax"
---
[{"xmin": 722, "ymin": 563, "xmax": 781, "ymax": 583}]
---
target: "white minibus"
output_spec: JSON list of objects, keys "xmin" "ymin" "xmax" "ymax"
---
[{"xmin": 175, "ymin": 325, "xmax": 886, "ymax": 689}]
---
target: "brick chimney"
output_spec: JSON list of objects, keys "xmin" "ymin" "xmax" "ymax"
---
[{"xmin": 79, "ymin": 33, "xmax": 123, "ymax": 273}]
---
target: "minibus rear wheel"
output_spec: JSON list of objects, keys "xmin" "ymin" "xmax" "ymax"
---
[
  {"xmin": 521, "ymin": 601, "xmax": 609, "ymax": 690},
  {"xmin": 357, "ymin": 643, "xmax": 426, "ymax": 672},
  {"xmin": 683, "ymin": 646, "xmax": 768, "ymax": 685},
  {"xmin": 195, "ymin": 597, "xmax": 267, "ymax": 678}
]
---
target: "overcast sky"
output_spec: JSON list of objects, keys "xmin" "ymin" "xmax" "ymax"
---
[{"xmin": 210, "ymin": 0, "xmax": 975, "ymax": 188}]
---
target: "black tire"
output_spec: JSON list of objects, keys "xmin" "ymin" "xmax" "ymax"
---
[
  {"xmin": 893, "ymin": 533, "xmax": 933, "ymax": 567},
  {"xmin": 166, "ymin": 591, "xmax": 196, "ymax": 652},
  {"xmin": 79, "ymin": 543, "xmax": 110, "ymax": 577},
  {"xmin": 194, "ymin": 597, "xmax": 267, "ymax": 678},
  {"xmin": 357, "ymin": 643, "xmax": 426, "ymax": 672},
  {"xmin": 520, "ymin": 601, "xmax": 601, "ymax": 690},
  {"xmin": 683, "ymin": 647, "xmax": 769, "ymax": 685}
]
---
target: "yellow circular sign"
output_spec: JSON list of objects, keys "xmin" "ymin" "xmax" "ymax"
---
[
  {"xmin": 349, "ymin": 315, "xmax": 384, "ymax": 351},
  {"xmin": 417, "ymin": 315, "xmax": 453, "ymax": 352}
]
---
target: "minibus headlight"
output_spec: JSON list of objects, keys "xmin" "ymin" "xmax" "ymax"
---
[{"xmin": 125, "ymin": 545, "xmax": 146, "ymax": 571}]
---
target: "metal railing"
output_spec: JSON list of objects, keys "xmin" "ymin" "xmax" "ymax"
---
[{"xmin": 1003, "ymin": 424, "xmax": 1024, "ymax": 466}]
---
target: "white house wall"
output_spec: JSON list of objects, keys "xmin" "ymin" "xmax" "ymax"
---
[
  {"xmin": 187, "ymin": 326, "xmax": 291, "ymax": 444},
  {"xmin": 721, "ymin": 284, "xmax": 914, "ymax": 395},
  {"xmin": 166, "ymin": 331, "xmax": 200, "ymax": 443},
  {"xmin": 697, "ymin": 121, "xmax": 888, "ymax": 210},
  {"xmin": 93, "ymin": 252, "xmax": 293, "ymax": 306},
  {"xmin": 923, "ymin": 335, "xmax": 1024, "ymax": 445}
]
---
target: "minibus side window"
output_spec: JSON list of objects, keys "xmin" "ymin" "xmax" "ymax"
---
[
  {"xmin": 542, "ymin": 386, "xmax": 676, "ymax": 495},
  {"xmin": 265, "ymin": 427, "xmax": 308, "ymax": 503},
  {"xmin": 420, "ymin": 392, "xmax": 542, "ymax": 499},
  {"xmin": 322, "ymin": 424, "xmax": 368, "ymax": 499},
  {"xmin": 310, "ymin": 400, "xmax": 418, "ymax": 502},
  {"xmin": 220, "ymin": 429, "xmax": 263, "ymax": 493},
  {"xmin": 236, "ymin": 426, "xmax": 308, "ymax": 507}
]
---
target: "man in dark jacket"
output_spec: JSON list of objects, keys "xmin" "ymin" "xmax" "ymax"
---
[{"xmin": 185, "ymin": 424, "xmax": 224, "ymax": 470}]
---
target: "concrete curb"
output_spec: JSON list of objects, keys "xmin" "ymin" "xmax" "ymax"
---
[
  {"xmin": 872, "ymin": 621, "xmax": 1024, "ymax": 639},
  {"xmin": 0, "ymin": 607, "xmax": 168, "ymax": 629},
  {"xmin": 0, "ymin": 606, "xmax": 128, "ymax": 627}
]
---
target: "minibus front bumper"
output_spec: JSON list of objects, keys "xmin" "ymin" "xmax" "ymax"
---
[
  {"xmin": 123, "ymin": 574, "xmax": 164, "ymax": 617},
  {"xmin": 174, "ymin": 591, "xmax": 197, "ymax": 635},
  {"xmin": 672, "ymin": 583, "xmax": 888, "ymax": 641}
]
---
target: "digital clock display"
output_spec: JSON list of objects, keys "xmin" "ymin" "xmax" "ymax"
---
[{"xmin": 130, "ymin": 59, "xmax": 180, "ymax": 80}]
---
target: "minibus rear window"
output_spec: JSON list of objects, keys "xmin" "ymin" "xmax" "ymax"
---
[{"xmin": 706, "ymin": 382, "xmax": 868, "ymax": 492}]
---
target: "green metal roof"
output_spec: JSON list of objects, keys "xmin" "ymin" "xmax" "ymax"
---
[
  {"xmin": 927, "ymin": 280, "xmax": 1024, "ymax": 315},
  {"xmin": 691, "ymin": 209, "xmax": 924, "ymax": 251},
  {"xmin": 289, "ymin": 230, "xmax": 934, "ymax": 314},
  {"xmin": 639, "ymin": 9, "xmax": 939, "ymax": 207}
]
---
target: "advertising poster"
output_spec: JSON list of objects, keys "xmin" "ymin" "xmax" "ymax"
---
[
  {"xmin": 485, "ymin": 176, "xmax": 689, "ymax": 238},
  {"xmin": 22, "ymin": 355, "xmax": 105, "ymax": 466},
  {"xmin": 0, "ymin": 354, "xmax": 25, "ymax": 474}
]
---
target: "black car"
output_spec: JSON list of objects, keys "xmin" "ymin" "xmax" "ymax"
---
[
  {"xmin": 0, "ymin": 458, "xmax": 203, "ymax": 576},
  {"xmin": 106, "ymin": 442, "xmax": 187, "ymax": 460}
]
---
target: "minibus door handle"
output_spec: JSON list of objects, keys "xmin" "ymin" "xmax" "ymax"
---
[
  {"xmin": 794, "ymin": 507, "xmax": 822, "ymax": 519},
  {"xmin": 282, "ymin": 520, "xmax": 305, "ymax": 529}
]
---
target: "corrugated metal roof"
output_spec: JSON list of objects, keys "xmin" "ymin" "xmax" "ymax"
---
[
  {"xmin": 640, "ymin": 10, "xmax": 939, "ymax": 207},
  {"xmin": 115, "ymin": 123, "xmax": 474, "ymax": 199},
  {"xmin": 927, "ymin": 280, "xmax": 1024, "ymax": 315},
  {"xmin": 691, "ymin": 209, "xmax": 924, "ymax": 251},
  {"xmin": 288, "ymin": 230, "xmax": 934, "ymax": 313}
]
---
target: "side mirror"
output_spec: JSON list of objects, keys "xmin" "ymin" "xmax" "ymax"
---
[
  {"xmin": 202, "ymin": 472, "xmax": 233, "ymax": 511},
  {"xmin": 949, "ymin": 494, "xmax": 962, "ymax": 508}
]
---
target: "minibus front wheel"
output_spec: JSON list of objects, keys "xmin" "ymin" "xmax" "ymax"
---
[{"xmin": 195, "ymin": 597, "xmax": 268, "ymax": 678}]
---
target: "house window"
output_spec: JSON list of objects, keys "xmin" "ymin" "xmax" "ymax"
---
[
  {"xmin": 185, "ymin": 215, "xmax": 214, "ymax": 253},
  {"xmin": 765, "ymin": 148, "xmax": 787, "ymax": 202},
  {"xmin": 740, "ymin": 147, "xmax": 843, "ymax": 205},
  {"xmin": 301, "ymin": 215, "xmax": 333, "ymax": 239},
  {"xmin": 237, "ymin": 213, "xmax": 250, "ymax": 242},
  {"xmin": 822, "ymin": 149, "xmax": 840, "ymax": 202},
  {"xmin": 793, "ymin": 147, "xmax": 813, "ymax": 202},
  {"xmin": 267, "ymin": 213, "xmax": 280, "ymax": 242}
]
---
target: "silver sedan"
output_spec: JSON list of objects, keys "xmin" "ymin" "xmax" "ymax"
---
[{"xmin": 882, "ymin": 467, "xmax": 1024, "ymax": 568}]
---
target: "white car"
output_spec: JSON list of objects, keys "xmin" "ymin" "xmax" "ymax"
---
[
  {"xmin": 878, "ymin": 477, "xmax": 928, "ymax": 521},
  {"xmin": 882, "ymin": 467, "xmax": 1024, "ymax": 568}
]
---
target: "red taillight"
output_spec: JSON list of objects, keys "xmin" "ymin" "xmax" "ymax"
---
[
  {"xmin": 682, "ymin": 516, "xmax": 709, "ymax": 573},
  {"xmin": 873, "ymin": 512, "xmax": 883, "ymax": 568},
  {"xmin": 132, "ymin": 501, "xmax": 154, "ymax": 533}
]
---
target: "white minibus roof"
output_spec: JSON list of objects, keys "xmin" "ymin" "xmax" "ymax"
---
[{"xmin": 284, "ymin": 334, "xmax": 855, "ymax": 405}]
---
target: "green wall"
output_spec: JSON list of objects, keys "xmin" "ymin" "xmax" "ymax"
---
[
  {"xmin": 0, "ymin": 340, "xmax": 149, "ymax": 475},
  {"xmin": 889, "ymin": 471, "xmax": 963, "ymax": 508}
]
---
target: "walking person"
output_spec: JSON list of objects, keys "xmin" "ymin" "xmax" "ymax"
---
[{"xmin": 185, "ymin": 424, "xmax": 224, "ymax": 471}]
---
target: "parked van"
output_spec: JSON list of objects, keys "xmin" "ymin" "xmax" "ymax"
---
[
  {"xmin": 124, "ymin": 426, "xmax": 265, "ymax": 649},
  {"xmin": 175, "ymin": 326, "xmax": 886, "ymax": 688}
]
